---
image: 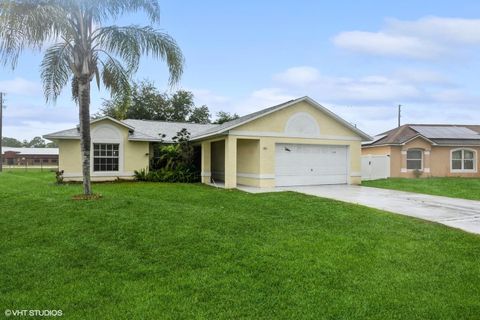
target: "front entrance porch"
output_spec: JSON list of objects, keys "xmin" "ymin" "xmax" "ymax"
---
[{"xmin": 201, "ymin": 137, "xmax": 270, "ymax": 189}]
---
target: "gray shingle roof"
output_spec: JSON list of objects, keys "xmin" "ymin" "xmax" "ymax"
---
[
  {"xmin": 44, "ymin": 119, "xmax": 218, "ymax": 143},
  {"xmin": 2, "ymin": 147, "xmax": 59, "ymax": 155},
  {"xmin": 44, "ymin": 127, "xmax": 80, "ymax": 140},
  {"xmin": 44, "ymin": 96, "xmax": 372, "ymax": 143},
  {"xmin": 122, "ymin": 119, "xmax": 218, "ymax": 143}
]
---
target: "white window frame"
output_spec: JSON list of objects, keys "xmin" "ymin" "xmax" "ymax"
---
[
  {"xmin": 406, "ymin": 149, "xmax": 423, "ymax": 171},
  {"xmin": 450, "ymin": 148, "xmax": 477, "ymax": 173},
  {"xmin": 93, "ymin": 143, "xmax": 120, "ymax": 173},
  {"xmin": 90, "ymin": 124, "xmax": 125, "ymax": 177}
]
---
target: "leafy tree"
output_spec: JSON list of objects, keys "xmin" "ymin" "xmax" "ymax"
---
[
  {"xmin": 1, "ymin": 137, "xmax": 23, "ymax": 147},
  {"xmin": 98, "ymin": 81, "xmax": 212, "ymax": 123},
  {"xmin": 0, "ymin": 0, "xmax": 184, "ymax": 195},
  {"xmin": 214, "ymin": 111, "xmax": 240, "ymax": 124},
  {"xmin": 46, "ymin": 141, "xmax": 58, "ymax": 148},
  {"xmin": 167, "ymin": 90, "xmax": 194, "ymax": 122},
  {"xmin": 25, "ymin": 136, "xmax": 46, "ymax": 148},
  {"xmin": 127, "ymin": 80, "xmax": 168, "ymax": 120},
  {"xmin": 188, "ymin": 105, "xmax": 211, "ymax": 124}
]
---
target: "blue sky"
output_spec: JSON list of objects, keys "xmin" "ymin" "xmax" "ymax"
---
[{"xmin": 3, "ymin": 0, "xmax": 480, "ymax": 140}]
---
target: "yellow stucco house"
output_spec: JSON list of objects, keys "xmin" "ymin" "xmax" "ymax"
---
[{"xmin": 44, "ymin": 96, "xmax": 372, "ymax": 188}]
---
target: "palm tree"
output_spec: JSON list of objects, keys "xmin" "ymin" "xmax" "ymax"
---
[{"xmin": 0, "ymin": 0, "xmax": 184, "ymax": 195}]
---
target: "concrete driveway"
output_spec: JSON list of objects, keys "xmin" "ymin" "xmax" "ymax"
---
[{"xmin": 243, "ymin": 185, "xmax": 480, "ymax": 235}]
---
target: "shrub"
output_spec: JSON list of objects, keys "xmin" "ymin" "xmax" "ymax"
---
[
  {"xmin": 137, "ymin": 129, "xmax": 200, "ymax": 183},
  {"xmin": 134, "ymin": 167, "xmax": 199, "ymax": 183},
  {"xmin": 413, "ymin": 169, "xmax": 423, "ymax": 178},
  {"xmin": 55, "ymin": 170, "xmax": 64, "ymax": 184}
]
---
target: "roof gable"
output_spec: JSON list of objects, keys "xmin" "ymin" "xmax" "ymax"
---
[{"xmin": 192, "ymin": 96, "xmax": 372, "ymax": 141}]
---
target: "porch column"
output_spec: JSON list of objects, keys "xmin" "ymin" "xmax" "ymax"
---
[
  {"xmin": 424, "ymin": 149, "xmax": 431, "ymax": 176},
  {"xmin": 224, "ymin": 136, "xmax": 237, "ymax": 188},
  {"xmin": 400, "ymin": 150, "xmax": 407, "ymax": 173},
  {"xmin": 201, "ymin": 141, "xmax": 211, "ymax": 184}
]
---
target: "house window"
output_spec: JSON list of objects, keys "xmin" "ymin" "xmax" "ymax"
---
[
  {"xmin": 451, "ymin": 149, "xmax": 476, "ymax": 172},
  {"xmin": 93, "ymin": 143, "xmax": 119, "ymax": 172},
  {"xmin": 406, "ymin": 149, "xmax": 423, "ymax": 170}
]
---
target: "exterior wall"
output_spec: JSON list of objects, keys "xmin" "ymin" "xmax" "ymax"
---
[
  {"xmin": 58, "ymin": 119, "xmax": 149, "ymax": 181},
  {"xmin": 362, "ymin": 141, "xmax": 480, "ymax": 178},
  {"xmin": 202, "ymin": 136, "xmax": 362, "ymax": 188},
  {"xmin": 236, "ymin": 139, "xmax": 261, "ymax": 187},
  {"xmin": 361, "ymin": 145, "xmax": 391, "ymax": 156},
  {"xmin": 233, "ymin": 136, "xmax": 362, "ymax": 187},
  {"xmin": 58, "ymin": 139, "xmax": 81, "ymax": 174},
  {"xmin": 229, "ymin": 100, "xmax": 364, "ymax": 187},
  {"xmin": 430, "ymin": 146, "xmax": 480, "ymax": 177},
  {"xmin": 199, "ymin": 100, "xmax": 366, "ymax": 188},
  {"xmin": 210, "ymin": 140, "xmax": 225, "ymax": 181}
]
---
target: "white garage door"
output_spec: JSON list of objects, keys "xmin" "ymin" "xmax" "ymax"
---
[{"xmin": 275, "ymin": 144, "xmax": 348, "ymax": 186}]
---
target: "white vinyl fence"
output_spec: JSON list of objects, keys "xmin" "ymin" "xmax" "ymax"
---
[{"xmin": 361, "ymin": 155, "xmax": 390, "ymax": 181}]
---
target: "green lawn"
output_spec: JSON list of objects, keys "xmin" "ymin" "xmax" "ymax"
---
[
  {"xmin": 363, "ymin": 177, "xmax": 480, "ymax": 201},
  {"xmin": 1, "ymin": 172, "xmax": 480, "ymax": 319}
]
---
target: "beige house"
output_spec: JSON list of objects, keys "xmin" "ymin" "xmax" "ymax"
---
[
  {"xmin": 362, "ymin": 124, "xmax": 480, "ymax": 178},
  {"xmin": 44, "ymin": 96, "xmax": 371, "ymax": 188}
]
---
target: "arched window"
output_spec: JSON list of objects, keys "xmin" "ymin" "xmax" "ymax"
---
[
  {"xmin": 406, "ymin": 149, "xmax": 423, "ymax": 170},
  {"xmin": 451, "ymin": 149, "xmax": 477, "ymax": 172}
]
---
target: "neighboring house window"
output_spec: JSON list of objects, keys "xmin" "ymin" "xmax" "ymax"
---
[
  {"xmin": 93, "ymin": 143, "xmax": 119, "ymax": 172},
  {"xmin": 406, "ymin": 149, "xmax": 423, "ymax": 170},
  {"xmin": 451, "ymin": 149, "xmax": 476, "ymax": 172}
]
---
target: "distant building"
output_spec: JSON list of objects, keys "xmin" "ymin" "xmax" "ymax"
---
[{"xmin": 1, "ymin": 147, "xmax": 59, "ymax": 166}]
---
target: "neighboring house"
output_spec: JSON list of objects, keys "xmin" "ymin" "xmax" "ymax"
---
[
  {"xmin": 362, "ymin": 124, "xmax": 480, "ymax": 178},
  {"xmin": 44, "ymin": 96, "xmax": 371, "ymax": 188},
  {"xmin": 1, "ymin": 147, "xmax": 59, "ymax": 166}
]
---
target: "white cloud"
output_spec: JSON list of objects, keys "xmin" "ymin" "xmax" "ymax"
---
[
  {"xmin": 387, "ymin": 16, "xmax": 480, "ymax": 44},
  {"xmin": 273, "ymin": 66, "xmax": 320, "ymax": 86},
  {"xmin": 270, "ymin": 66, "xmax": 422, "ymax": 103},
  {"xmin": 333, "ymin": 31, "xmax": 442, "ymax": 59},
  {"xmin": 333, "ymin": 16, "xmax": 480, "ymax": 59},
  {"xmin": 393, "ymin": 69, "xmax": 450, "ymax": 85},
  {"xmin": 189, "ymin": 88, "xmax": 230, "ymax": 106},
  {"xmin": 0, "ymin": 77, "xmax": 42, "ymax": 96}
]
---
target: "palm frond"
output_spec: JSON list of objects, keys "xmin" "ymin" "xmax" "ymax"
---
[
  {"xmin": 83, "ymin": 0, "xmax": 160, "ymax": 24},
  {"xmin": 94, "ymin": 26, "xmax": 184, "ymax": 85},
  {"xmin": 99, "ymin": 56, "xmax": 131, "ymax": 99},
  {"xmin": 0, "ymin": 0, "xmax": 72, "ymax": 67},
  {"xmin": 41, "ymin": 42, "xmax": 74, "ymax": 102}
]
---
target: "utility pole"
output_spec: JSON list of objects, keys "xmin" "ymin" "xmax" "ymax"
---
[
  {"xmin": 0, "ymin": 92, "xmax": 4, "ymax": 172},
  {"xmin": 0, "ymin": 92, "xmax": 5, "ymax": 172},
  {"xmin": 397, "ymin": 104, "xmax": 402, "ymax": 127}
]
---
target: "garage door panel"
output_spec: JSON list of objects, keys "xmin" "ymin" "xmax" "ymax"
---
[{"xmin": 275, "ymin": 143, "xmax": 348, "ymax": 186}]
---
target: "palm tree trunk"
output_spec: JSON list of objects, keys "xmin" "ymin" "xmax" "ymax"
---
[{"xmin": 78, "ymin": 75, "xmax": 92, "ymax": 195}]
